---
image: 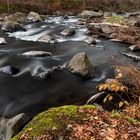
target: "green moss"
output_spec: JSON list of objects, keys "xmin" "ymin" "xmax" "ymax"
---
[
  {"xmin": 106, "ymin": 15, "xmax": 125, "ymax": 24},
  {"xmin": 12, "ymin": 105, "xmax": 96, "ymax": 140},
  {"xmin": 110, "ymin": 110, "xmax": 139, "ymax": 123}
]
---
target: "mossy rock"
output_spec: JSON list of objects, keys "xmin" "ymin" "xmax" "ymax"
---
[{"xmin": 12, "ymin": 105, "xmax": 96, "ymax": 140}]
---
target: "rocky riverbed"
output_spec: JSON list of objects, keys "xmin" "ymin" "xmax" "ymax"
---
[{"xmin": 0, "ymin": 11, "xmax": 139, "ymax": 139}]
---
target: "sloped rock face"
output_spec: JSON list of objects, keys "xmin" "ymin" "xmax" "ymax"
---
[
  {"xmin": 26, "ymin": 12, "xmax": 43, "ymax": 23},
  {"xmin": 1, "ymin": 22, "xmax": 25, "ymax": 33},
  {"xmin": 80, "ymin": 10, "xmax": 103, "ymax": 18},
  {"xmin": 21, "ymin": 51, "xmax": 52, "ymax": 57},
  {"xmin": 60, "ymin": 28, "xmax": 75, "ymax": 36},
  {"xmin": 67, "ymin": 52, "xmax": 94, "ymax": 78}
]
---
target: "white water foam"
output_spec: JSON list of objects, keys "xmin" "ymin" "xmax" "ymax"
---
[
  {"xmin": 45, "ymin": 16, "xmax": 63, "ymax": 24},
  {"xmin": 9, "ymin": 29, "xmax": 51, "ymax": 42}
]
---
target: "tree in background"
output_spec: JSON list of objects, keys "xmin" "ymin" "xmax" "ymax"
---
[{"xmin": 7, "ymin": 0, "xmax": 10, "ymax": 13}]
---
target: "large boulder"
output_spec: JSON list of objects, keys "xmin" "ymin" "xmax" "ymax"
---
[
  {"xmin": 21, "ymin": 51, "xmax": 52, "ymax": 57},
  {"xmin": 67, "ymin": 52, "xmax": 94, "ymax": 78},
  {"xmin": 26, "ymin": 12, "xmax": 43, "ymax": 23},
  {"xmin": 60, "ymin": 28, "xmax": 75, "ymax": 37},
  {"xmin": 0, "ymin": 37, "xmax": 7, "ymax": 45},
  {"xmin": 80, "ymin": 10, "xmax": 103, "ymax": 18},
  {"xmin": 12, "ymin": 105, "xmax": 97, "ymax": 140},
  {"xmin": 0, "ymin": 113, "xmax": 30, "ymax": 140},
  {"xmin": 1, "ymin": 22, "xmax": 25, "ymax": 33},
  {"xmin": 38, "ymin": 35, "xmax": 57, "ymax": 44}
]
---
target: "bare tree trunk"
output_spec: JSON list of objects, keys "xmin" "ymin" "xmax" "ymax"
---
[{"xmin": 7, "ymin": 0, "xmax": 10, "ymax": 13}]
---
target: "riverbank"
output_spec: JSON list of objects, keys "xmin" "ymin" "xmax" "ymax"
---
[
  {"xmin": 0, "ymin": 10, "xmax": 140, "ymax": 140},
  {"xmin": 12, "ymin": 105, "xmax": 140, "ymax": 140},
  {"xmin": 0, "ymin": 0, "xmax": 140, "ymax": 14}
]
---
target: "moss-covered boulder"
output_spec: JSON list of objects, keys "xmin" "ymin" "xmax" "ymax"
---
[
  {"xmin": 12, "ymin": 105, "xmax": 140, "ymax": 140},
  {"xmin": 12, "ymin": 105, "xmax": 96, "ymax": 140}
]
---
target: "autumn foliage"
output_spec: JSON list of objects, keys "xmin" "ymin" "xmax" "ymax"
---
[{"xmin": 0, "ymin": 0, "xmax": 140, "ymax": 13}]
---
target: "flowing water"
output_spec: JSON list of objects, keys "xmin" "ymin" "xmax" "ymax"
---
[{"xmin": 0, "ymin": 16, "xmax": 139, "ymax": 120}]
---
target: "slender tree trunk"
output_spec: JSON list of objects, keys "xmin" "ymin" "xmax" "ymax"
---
[{"xmin": 7, "ymin": 0, "xmax": 10, "ymax": 13}]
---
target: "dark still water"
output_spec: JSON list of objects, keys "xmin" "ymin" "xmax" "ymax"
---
[{"xmin": 0, "ymin": 16, "xmax": 139, "ymax": 117}]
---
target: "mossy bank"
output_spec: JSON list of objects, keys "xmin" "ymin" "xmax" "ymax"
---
[{"xmin": 12, "ymin": 105, "xmax": 140, "ymax": 140}]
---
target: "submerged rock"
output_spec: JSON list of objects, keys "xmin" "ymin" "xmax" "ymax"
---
[
  {"xmin": 26, "ymin": 12, "xmax": 43, "ymax": 23},
  {"xmin": 1, "ymin": 21, "xmax": 25, "ymax": 33},
  {"xmin": 0, "ymin": 37, "xmax": 7, "ymax": 45},
  {"xmin": 83, "ymin": 37, "xmax": 97, "ymax": 45},
  {"xmin": 0, "ymin": 113, "xmax": 30, "ymax": 140},
  {"xmin": 80, "ymin": 10, "xmax": 103, "ymax": 18},
  {"xmin": 38, "ymin": 35, "xmax": 57, "ymax": 44},
  {"xmin": 67, "ymin": 52, "xmax": 94, "ymax": 78},
  {"xmin": 0, "ymin": 65, "xmax": 19, "ymax": 75},
  {"xmin": 60, "ymin": 28, "xmax": 75, "ymax": 36},
  {"xmin": 21, "ymin": 51, "xmax": 52, "ymax": 57}
]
